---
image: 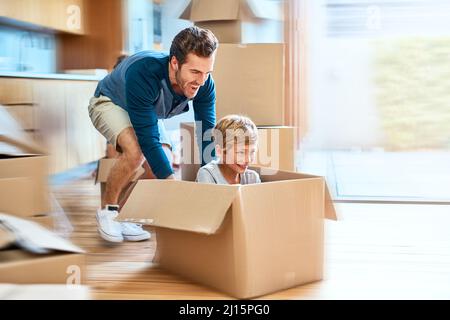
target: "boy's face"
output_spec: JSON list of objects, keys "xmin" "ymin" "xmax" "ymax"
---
[
  {"xmin": 220, "ymin": 143, "xmax": 257, "ymax": 174},
  {"xmin": 170, "ymin": 52, "xmax": 215, "ymax": 99}
]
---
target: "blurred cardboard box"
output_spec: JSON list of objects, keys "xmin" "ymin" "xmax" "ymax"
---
[
  {"xmin": 179, "ymin": 122, "xmax": 295, "ymax": 181},
  {"xmin": 0, "ymin": 106, "xmax": 50, "ymax": 218},
  {"xmin": 0, "ymin": 214, "xmax": 85, "ymax": 285},
  {"xmin": 180, "ymin": 0, "xmax": 283, "ymax": 43},
  {"xmin": 96, "ymin": 162, "xmax": 336, "ymax": 299},
  {"xmin": 212, "ymin": 44, "xmax": 285, "ymax": 126}
]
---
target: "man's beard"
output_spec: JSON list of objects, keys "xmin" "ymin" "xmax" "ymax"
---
[{"xmin": 175, "ymin": 69, "xmax": 185, "ymax": 95}]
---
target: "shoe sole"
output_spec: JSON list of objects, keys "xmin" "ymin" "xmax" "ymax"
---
[
  {"xmin": 98, "ymin": 227, "xmax": 124, "ymax": 243},
  {"xmin": 123, "ymin": 233, "xmax": 151, "ymax": 242}
]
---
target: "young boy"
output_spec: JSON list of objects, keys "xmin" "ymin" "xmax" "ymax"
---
[{"xmin": 196, "ymin": 115, "xmax": 261, "ymax": 185}]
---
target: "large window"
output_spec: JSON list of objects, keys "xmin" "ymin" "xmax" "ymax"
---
[{"xmin": 300, "ymin": 0, "xmax": 450, "ymax": 201}]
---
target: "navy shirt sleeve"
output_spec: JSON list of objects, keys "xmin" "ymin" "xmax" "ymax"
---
[
  {"xmin": 125, "ymin": 59, "xmax": 173, "ymax": 179},
  {"xmin": 193, "ymin": 75, "xmax": 216, "ymax": 165}
]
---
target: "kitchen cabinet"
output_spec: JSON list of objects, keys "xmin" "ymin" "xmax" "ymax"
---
[
  {"xmin": 65, "ymin": 80, "xmax": 105, "ymax": 169},
  {"xmin": 0, "ymin": 76, "xmax": 105, "ymax": 174},
  {"xmin": 0, "ymin": 78, "xmax": 34, "ymax": 104},
  {"xmin": 0, "ymin": 0, "xmax": 85, "ymax": 34},
  {"xmin": 33, "ymin": 79, "xmax": 68, "ymax": 173}
]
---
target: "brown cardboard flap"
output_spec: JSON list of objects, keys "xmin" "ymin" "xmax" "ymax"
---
[
  {"xmin": 95, "ymin": 158, "xmax": 145, "ymax": 184},
  {"xmin": 180, "ymin": 0, "xmax": 282, "ymax": 22},
  {"xmin": 118, "ymin": 180, "xmax": 240, "ymax": 234},
  {"xmin": 250, "ymin": 166, "xmax": 317, "ymax": 181},
  {"xmin": 250, "ymin": 166, "xmax": 338, "ymax": 220},
  {"xmin": 179, "ymin": 1, "xmax": 192, "ymax": 20},
  {"xmin": 189, "ymin": 0, "xmax": 240, "ymax": 22}
]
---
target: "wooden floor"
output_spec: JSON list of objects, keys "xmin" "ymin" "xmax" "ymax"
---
[{"xmin": 52, "ymin": 176, "xmax": 450, "ymax": 299}]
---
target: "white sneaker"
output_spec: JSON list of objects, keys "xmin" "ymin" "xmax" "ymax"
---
[
  {"xmin": 96, "ymin": 207, "xmax": 123, "ymax": 243},
  {"xmin": 121, "ymin": 222, "xmax": 151, "ymax": 241}
]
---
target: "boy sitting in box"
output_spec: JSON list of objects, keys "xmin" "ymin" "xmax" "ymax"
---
[{"xmin": 196, "ymin": 114, "xmax": 261, "ymax": 185}]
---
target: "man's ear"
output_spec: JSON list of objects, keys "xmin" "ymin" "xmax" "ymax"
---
[{"xmin": 170, "ymin": 56, "xmax": 179, "ymax": 71}]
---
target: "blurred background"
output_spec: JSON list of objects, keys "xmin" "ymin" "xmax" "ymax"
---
[{"xmin": 302, "ymin": 0, "xmax": 450, "ymax": 202}]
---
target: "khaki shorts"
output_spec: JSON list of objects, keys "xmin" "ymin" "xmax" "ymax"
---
[{"xmin": 88, "ymin": 95, "xmax": 171, "ymax": 152}]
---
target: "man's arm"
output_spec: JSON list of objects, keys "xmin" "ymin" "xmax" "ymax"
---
[
  {"xmin": 125, "ymin": 60, "xmax": 174, "ymax": 179},
  {"xmin": 193, "ymin": 75, "xmax": 216, "ymax": 166}
]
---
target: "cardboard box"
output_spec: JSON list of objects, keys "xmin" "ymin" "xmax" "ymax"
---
[
  {"xmin": 180, "ymin": 0, "xmax": 283, "ymax": 43},
  {"xmin": 213, "ymin": 44, "xmax": 285, "ymax": 126},
  {"xmin": 96, "ymin": 160, "xmax": 337, "ymax": 299},
  {"xmin": 0, "ymin": 214, "xmax": 85, "ymax": 285},
  {"xmin": 179, "ymin": 122, "xmax": 295, "ymax": 180},
  {"xmin": 0, "ymin": 250, "xmax": 85, "ymax": 284},
  {"xmin": 0, "ymin": 107, "xmax": 50, "ymax": 217}
]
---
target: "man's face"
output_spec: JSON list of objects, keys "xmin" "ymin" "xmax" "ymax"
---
[{"xmin": 171, "ymin": 52, "xmax": 215, "ymax": 99}]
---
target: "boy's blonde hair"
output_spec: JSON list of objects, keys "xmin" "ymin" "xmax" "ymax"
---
[{"xmin": 212, "ymin": 114, "xmax": 258, "ymax": 150}]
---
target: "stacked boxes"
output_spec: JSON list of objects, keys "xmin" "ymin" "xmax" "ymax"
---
[
  {"xmin": 0, "ymin": 106, "xmax": 53, "ymax": 229},
  {"xmin": 0, "ymin": 108, "xmax": 81, "ymax": 285},
  {"xmin": 180, "ymin": 0, "xmax": 294, "ymax": 171}
]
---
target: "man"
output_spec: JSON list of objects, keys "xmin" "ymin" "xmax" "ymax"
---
[{"xmin": 88, "ymin": 26, "xmax": 218, "ymax": 242}]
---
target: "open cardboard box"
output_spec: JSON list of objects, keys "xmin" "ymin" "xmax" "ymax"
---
[
  {"xmin": 0, "ymin": 214, "xmax": 85, "ymax": 284},
  {"xmin": 96, "ymin": 158, "xmax": 337, "ymax": 299},
  {"xmin": 179, "ymin": 0, "xmax": 283, "ymax": 43},
  {"xmin": 0, "ymin": 106, "xmax": 50, "ymax": 218}
]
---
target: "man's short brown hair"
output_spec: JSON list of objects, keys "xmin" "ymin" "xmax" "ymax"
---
[{"xmin": 169, "ymin": 26, "xmax": 218, "ymax": 65}]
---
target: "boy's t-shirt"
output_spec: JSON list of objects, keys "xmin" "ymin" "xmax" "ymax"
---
[{"xmin": 196, "ymin": 160, "xmax": 261, "ymax": 185}]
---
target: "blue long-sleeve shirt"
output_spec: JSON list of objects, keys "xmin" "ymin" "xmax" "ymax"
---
[{"xmin": 94, "ymin": 51, "xmax": 216, "ymax": 179}]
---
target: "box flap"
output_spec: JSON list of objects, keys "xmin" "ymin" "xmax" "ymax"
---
[
  {"xmin": 182, "ymin": 0, "xmax": 240, "ymax": 22},
  {"xmin": 178, "ymin": 0, "xmax": 192, "ymax": 20},
  {"xmin": 0, "ymin": 214, "xmax": 84, "ymax": 254},
  {"xmin": 118, "ymin": 180, "xmax": 240, "ymax": 234},
  {"xmin": 95, "ymin": 158, "xmax": 145, "ymax": 184},
  {"xmin": 0, "ymin": 106, "xmax": 45, "ymax": 155},
  {"xmin": 250, "ymin": 166, "xmax": 338, "ymax": 221},
  {"xmin": 180, "ymin": 0, "xmax": 282, "ymax": 22}
]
